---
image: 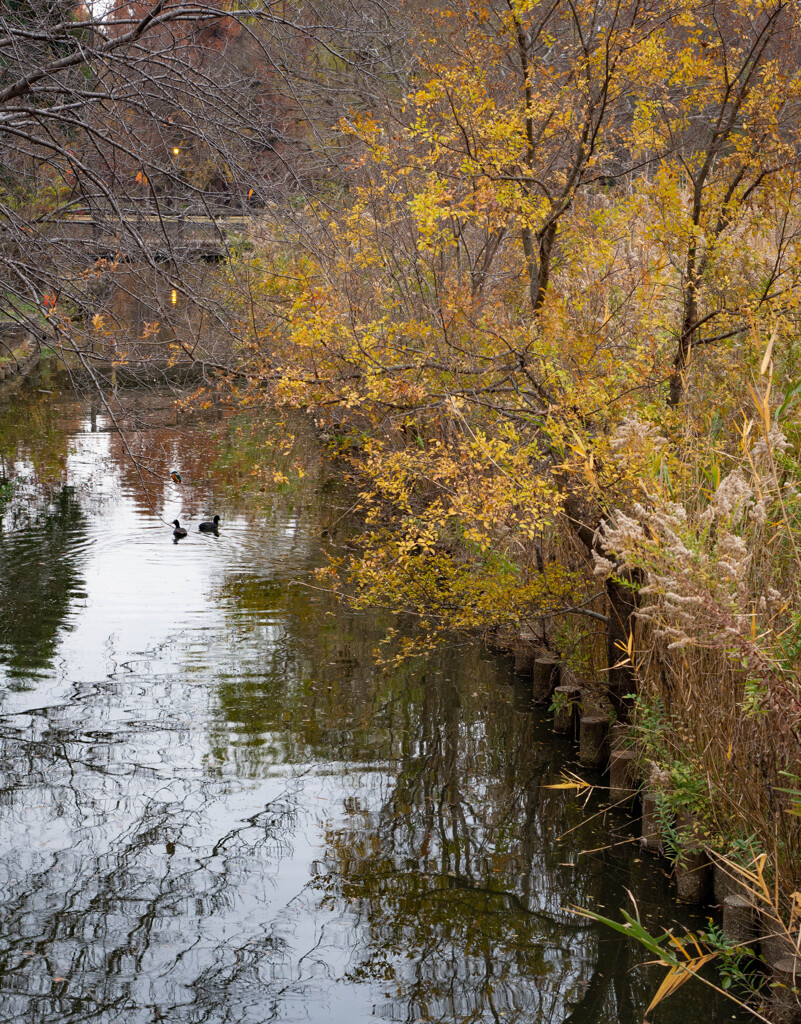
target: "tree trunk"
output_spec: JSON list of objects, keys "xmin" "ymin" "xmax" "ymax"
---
[
  {"xmin": 521, "ymin": 227, "xmax": 539, "ymax": 312},
  {"xmin": 668, "ymin": 210, "xmax": 699, "ymax": 406},
  {"xmin": 563, "ymin": 496, "xmax": 639, "ymax": 718},
  {"xmin": 606, "ymin": 573, "xmax": 639, "ymax": 723}
]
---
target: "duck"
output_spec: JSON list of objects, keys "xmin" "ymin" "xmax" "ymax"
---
[
  {"xmin": 199, "ymin": 514, "xmax": 221, "ymax": 532},
  {"xmin": 171, "ymin": 519, "xmax": 187, "ymax": 538}
]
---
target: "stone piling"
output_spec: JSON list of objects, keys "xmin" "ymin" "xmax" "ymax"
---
[
  {"xmin": 609, "ymin": 749, "xmax": 638, "ymax": 804},
  {"xmin": 761, "ymin": 911, "xmax": 798, "ymax": 968},
  {"xmin": 579, "ymin": 714, "xmax": 609, "ymax": 768},
  {"xmin": 722, "ymin": 895, "xmax": 757, "ymax": 948},
  {"xmin": 675, "ymin": 849, "xmax": 712, "ymax": 904},
  {"xmin": 640, "ymin": 790, "xmax": 663, "ymax": 854},
  {"xmin": 552, "ymin": 685, "xmax": 581, "ymax": 738},
  {"xmin": 609, "ymin": 722, "xmax": 628, "ymax": 751},
  {"xmin": 713, "ymin": 861, "xmax": 749, "ymax": 903},
  {"xmin": 772, "ymin": 958, "xmax": 801, "ymax": 1023},
  {"xmin": 513, "ymin": 633, "xmax": 540, "ymax": 676},
  {"xmin": 531, "ymin": 656, "xmax": 560, "ymax": 703}
]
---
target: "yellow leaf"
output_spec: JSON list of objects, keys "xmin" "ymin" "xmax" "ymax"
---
[
  {"xmin": 645, "ymin": 955, "xmax": 716, "ymax": 1015},
  {"xmin": 544, "ymin": 773, "xmax": 591, "ymax": 791},
  {"xmin": 760, "ymin": 324, "xmax": 778, "ymax": 376}
]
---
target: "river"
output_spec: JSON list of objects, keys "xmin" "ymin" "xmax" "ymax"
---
[{"xmin": 0, "ymin": 370, "xmax": 744, "ymax": 1023}]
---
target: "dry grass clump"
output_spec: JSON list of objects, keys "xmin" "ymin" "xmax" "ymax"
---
[{"xmin": 594, "ymin": 374, "xmax": 801, "ymax": 894}]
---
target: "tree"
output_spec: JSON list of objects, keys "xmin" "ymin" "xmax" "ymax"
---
[
  {"xmin": 636, "ymin": 1, "xmax": 801, "ymax": 405},
  {"xmin": 215, "ymin": 0, "xmax": 801, "ymax": 707},
  {"xmin": 336, "ymin": 0, "xmax": 674, "ymax": 316},
  {"xmin": 0, "ymin": 0, "xmax": 410, "ymax": 382}
]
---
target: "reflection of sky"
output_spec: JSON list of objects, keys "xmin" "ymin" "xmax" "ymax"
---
[
  {"xmin": 0, "ymin": 409, "xmax": 749, "ymax": 1024},
  {"xmin": 2, "ymin": 427, "xmax": 305, "ymax": 703},
  {"xmin": 0, "ymin": 416, "xmax": 381, "ymax": 1023}
]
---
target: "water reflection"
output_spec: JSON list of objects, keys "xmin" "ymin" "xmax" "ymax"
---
[
  {"xmin": 0, "ymin": 380, "xmax": 746, "ymax": 1024},
  {"xmin": 0, "ymin": 386, "xmax": 90, "ymax": 681},
  {"xmin": 0, "ymin": 486, "xmax": 88, "ymax": 680},
  {"xmin": 307, "ymin": 671, "xmax": 717, "ymax": 1024}
]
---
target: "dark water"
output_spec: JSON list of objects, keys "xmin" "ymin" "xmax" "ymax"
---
[{"xmin": 0, "ymin": 377, "xmax": 745, "ymax": 1024}]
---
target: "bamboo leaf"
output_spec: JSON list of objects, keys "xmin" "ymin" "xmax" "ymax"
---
[
  {"xmin": 570, "ymin": 906, "xmax": 675, "ymax": 960},
  {"xmin": 544, "ymin": 773, "xmax": 591, "ymax": 791},
  {"xmin": 645, "ymin": 955, "xmax": 717, "ymax": 1016}
]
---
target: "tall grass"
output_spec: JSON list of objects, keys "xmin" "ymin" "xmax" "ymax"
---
[{"xmin": 594, "ymin": 354, "xmax": 801, "ymax": 898}]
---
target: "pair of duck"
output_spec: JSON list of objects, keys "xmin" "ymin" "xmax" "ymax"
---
[{"xmin": 172, "ymin": 515, "xmax": 220, "ymax": 538}]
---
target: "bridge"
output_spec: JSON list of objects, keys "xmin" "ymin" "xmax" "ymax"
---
[{"xmin": 54, "ymin": 214, "xmax": 251, "ymax": 260}]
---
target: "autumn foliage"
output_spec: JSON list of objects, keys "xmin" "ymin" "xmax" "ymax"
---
[{"xmin": 205, "ymin": 0, "xmax": 801, "ymax": 911}]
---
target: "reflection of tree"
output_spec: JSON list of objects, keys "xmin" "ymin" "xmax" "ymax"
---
[
  {"xmin": 210, "ymin": 570, "xmax": 736, "ymax": 1023},
  {"xmin": 0, "ymin": 636, "xmax": 737, "ymax": 1024},
  {"xmin": 104, "ymin": 399, "xmax": 323, "ymax": 520},
  {"xmin": 0, "ymin": 485, "xmax": 87, "ymax": 679},
  {"xmin": 211, "ymin": 572, "xmax": 411, "ymax": 775},
  {"xmin": 0, "ymin": 684, "xmax": 303, "ymax": 1024},
  {"xmin": 312, "ymin": 675, "xmax": 579, "ymax": 1022},
  {"xmin": 311, "ymin": 669, "xmax": 731, "ymax": 1024},
  {"xmin": 106, "ymin": 413, "xmax": 221, "ymax": 518},
  {"xmin": 0, "ymin": 383, "xmax": 74, "ymax": 514},
  {"xmin": 0, "ymin": 387, "xmax": 741, "ymax": 1024}
]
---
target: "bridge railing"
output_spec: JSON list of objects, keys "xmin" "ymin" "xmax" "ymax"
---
[{"xmin": 67, "ymin": 196, "xmax": 252, "ymax": 221}]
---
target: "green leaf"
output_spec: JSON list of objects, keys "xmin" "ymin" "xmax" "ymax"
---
[
  {"xmin": 777, "ymin": 380, "xmax": 801, "ymax": 421},
  {"xmin": 570, "ymin": 905, "xmax": 677, "ymax": 963}
]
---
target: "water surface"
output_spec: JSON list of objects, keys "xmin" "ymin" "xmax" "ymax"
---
[{"xmin": 0, "ymin": 377, "xmax": 744, "ymax": 1023}]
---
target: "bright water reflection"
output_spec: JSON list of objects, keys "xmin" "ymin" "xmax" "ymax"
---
[{"xmin": 0, "ymin": 378, "xmax": 745, "ymax": 1023}]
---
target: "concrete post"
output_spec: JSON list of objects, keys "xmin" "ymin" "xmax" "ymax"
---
[{"xmin": 579, "ymin": 714, "xmax": 609, "ymax": 768}]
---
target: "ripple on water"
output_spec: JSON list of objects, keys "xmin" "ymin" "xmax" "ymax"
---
[{"xmin": 0, "ymin": 391, "xmax": 751, "ymax": 1024}]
